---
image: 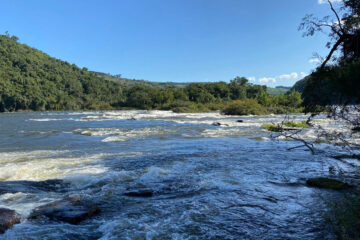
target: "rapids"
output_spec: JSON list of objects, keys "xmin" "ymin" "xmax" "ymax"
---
[{"xmin": 0, "ymin": 110, "xmax": 358, "ymax": 239}]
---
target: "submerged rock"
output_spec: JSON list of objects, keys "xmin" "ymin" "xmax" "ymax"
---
[
  {"xmin": 352, "ymin": 126, "xmax": 360, "ymax": 132},
  {"xmin": 237, "ymin": 120, "xmax": 244, "ymax": 123},
  {"xmin": 212, "ymin": 122, "xmax": 229, "ymax": 127},
  {"xmin": 29, "ymin": 199, "xmax": 100, "ymax": 225},
  {"xmin": 123, "ymin": 189, "xmax": 154, "ymax": 197},
  {"xmin": 81, "ymin": 131, "xmax": 92, "ymax": 136},
  {"xmin": 306, "ymin": 178, "xmax": 354, "ymax": 190},
  {"xmin": 0, "ymin": 208, "xmax": 21, "ymax": 234},
  {"xmin": 252, "ymin": 136, "xmax": 268, "ymax": 141}
]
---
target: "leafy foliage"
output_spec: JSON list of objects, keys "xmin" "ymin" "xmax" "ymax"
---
[
  {"xmin": 299, "ymin": 0, "xmax": 360, "ymax": 68},
  {"xmin": 283, "ymin": 121, "xmax": 310, "ymax": 128},
  {"xmin": 222, "ymin": 99, "xmax": 267, "ymax": 116},
  {"xmin": 297, "ymin": 2, "xmax": 360, "ymax": 238},
  {"xmin": 0, "ymin": 34, "xmax": 124, "ymax": 111},
  {"xmin": 262, "ymin": 124, "xmax": 283, "ymax": 132},
  {"xmin": 0, "ymin": 33, "xmax": 303, "ymax": 114},
  {"xmin": 302, "ymin": 61, "xmax": 360, "ymax": 112},
  {"xmin": 262, "ymin": 121, "xmax": 310, "ymax": 132}
]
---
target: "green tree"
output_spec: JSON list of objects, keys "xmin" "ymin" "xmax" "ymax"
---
[
  {"xmin": 299, "ymin": 0, "xmax": 360, "ymax": 68},
  {"xmin": 229, "ymin": 77, "xmax": 248, "ymax": 100}
]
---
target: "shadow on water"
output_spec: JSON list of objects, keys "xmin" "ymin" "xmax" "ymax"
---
[{"xmin": 0, "ymin": 179, "xmax": 70, "ymax": 194}]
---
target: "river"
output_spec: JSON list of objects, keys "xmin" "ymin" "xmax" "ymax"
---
[{"xmin": 0, "ymin": 110, "xmax": 357, "ymax": 239}]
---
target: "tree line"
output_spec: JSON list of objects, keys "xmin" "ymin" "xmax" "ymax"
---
[{"xmin": 0, "ymin": 33, "xmax": 303, "ymax": 114}]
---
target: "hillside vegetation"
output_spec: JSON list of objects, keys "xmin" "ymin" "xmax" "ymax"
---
[
  {"xmin": 90, "ymin": 71, "xmax": 189, "ymax": 88},
  {"xmin": 92, "ymin": 71, "xmax": 290, "ymax": 96},
  {"xmin": 0, "ymin": 34, "xmax": 124, "ymax": 111},
  {"xmin": 0, "ymin": 34, "xmax": 303, "ymax": 114}
]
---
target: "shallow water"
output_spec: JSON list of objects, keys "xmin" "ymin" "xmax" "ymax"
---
[{"xmin": 0, "ymin": 110, "xmax": 357, "ymax": 239}]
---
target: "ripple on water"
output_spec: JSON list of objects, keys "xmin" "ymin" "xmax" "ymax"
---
[{"xmin": 0, "ymin": 111, "xmax": 350, "ymax": 239}]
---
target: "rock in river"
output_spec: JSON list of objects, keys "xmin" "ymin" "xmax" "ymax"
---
[
  {"xmin": 306, "ymin": 177, "xmax": 354, "ymax": 190},
  {"xmin": 29, "ymin": 199, "xmax": 100, "ymax": 225},
  {"xmin": 0, "ymin": 208, "xmax": 21, "ymax": 234},
  {"xmin": 212, "ymin": 122, "xmax": 229, "ymax": 127},
  {"xmin": 123, "ymin": 189, "xmax": 154, "ymax": 197}
]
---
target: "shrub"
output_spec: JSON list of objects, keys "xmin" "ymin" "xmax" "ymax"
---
[
  {"xmin": 262, "ymin": 123, "xmax": 283, "ymax": 132},
  {"xmin": 283, "ymin": 121, "xmax": 310, "ymax": 128},
  {"xmin": 222, "ymin": 99, "xmax": 267, "ymax": 116},
  {"xmin": 262, "ymin": 121, "xmax": 310, "ymax": 132}
]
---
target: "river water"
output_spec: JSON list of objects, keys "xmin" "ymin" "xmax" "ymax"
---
[{"xmin": 0, "ymin": 110, "xmax": 358, "ymax": 240}]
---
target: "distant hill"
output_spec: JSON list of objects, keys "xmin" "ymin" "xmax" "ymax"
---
[
  {"xmin": 90, "ymin": 71, "xmax": 189, "ymax": 88},
  {"xmin": 0, "ymin": 33, "xmax": 299, "ymax": 113},
  {"xmin": 0, "ymin": 34, "xmax": 124, "ymax": 112},
  {"xmin": 275, "ymin": 86, "xmax": 291, "ymax": 89},
  {"xmin": 92, "ymin": 72, "xmax": 290, "ymax": 96},
  {"xmin": 267, "ymin": 87, "xmax": 290, "ymax": 96},
  {"xmin": 291, "ymin": 76, "xmax": 310, "ymax": 93}
]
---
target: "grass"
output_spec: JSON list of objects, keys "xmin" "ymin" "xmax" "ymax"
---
[
  {"xmin": 262, "ymin": 123, "xmax": 283, "ymax": 132},
  {"xmin": 283, "ymin": 121, "xmax": 310, "ymax": 128},
  {"xmin": 262, "ymin": 121, "xmax": 310, "ymax": 132}
]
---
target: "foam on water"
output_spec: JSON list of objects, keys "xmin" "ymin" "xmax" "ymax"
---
[
  {"xmin": 0, "ymin": 151, "xmax": 110, "ymax": 181},
  {"xmin": 1, "ymin": 110, "xmax": 358, "ymax": 239},
  {"xmin": 73, "ymin": 127, "xmax": 177, "ymax": 142}
]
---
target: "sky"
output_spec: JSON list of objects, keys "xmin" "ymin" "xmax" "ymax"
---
[{"xmin": 0, "ymin": 0, "xmax": 343, "ymax": 87}]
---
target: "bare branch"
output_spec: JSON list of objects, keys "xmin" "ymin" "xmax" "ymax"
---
[
  {"xmin": 328, "ymin": 0, "xmax": 345, "ymax": 33},
  {"xmin": 320, "ymin": 37, "xmax": 343, "ymax": 68},
  {"xmin": 309, "ymin": 21, "xmax": 342, "ymax": 37}
]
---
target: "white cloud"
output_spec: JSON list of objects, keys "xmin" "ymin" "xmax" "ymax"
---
[
  {"xmin": 259, "ymin": 77, "xmax": 276, "ymax": 83},
  {"xmin": 248, "ymin": 76, "xmax": 256, "ymax": 82},
  {"xmin": 279, "ymin": 72, "xmax": 298, "ymax": 80},
  {"xmin": 318, "ymin": 0, "xmax": 342, "ymax": 4},
  {"xmin": 300, "ymin": 72, "xmax": 309, "ymax": 78},
  {"xmin": 309, "ymin": 58, "xmax": 321, "ymax": 64}
]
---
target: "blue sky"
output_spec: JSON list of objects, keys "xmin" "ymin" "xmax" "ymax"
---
[{"xmin": 0, "ymin": 0, "xmax": 341, "ymax": 87}]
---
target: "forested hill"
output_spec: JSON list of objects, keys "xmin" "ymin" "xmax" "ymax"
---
[
  {"xmin": 0, "ymin": 34, "xmax": 302, "ymax": 113},
  {"xmin": 291, "ymin": 76, "xmax": 310, "ymax": 93},
  {"xmin": 0, "ymin": 34, "xmax": 124, "ymax": 112},
  {"xmin": 91, "ymin": 71, "xmax": 290, "ymax": 95},
  {"xmin": 90, "ymin": 71, "xmax": 189, "ymax": 88}
]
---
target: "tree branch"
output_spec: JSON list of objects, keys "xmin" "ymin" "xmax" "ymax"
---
[
  {"xmin": 320, "ymin": 37, "xmax": 343, "ymax": 68},
  {"xmin": 328, "ymin": 0, "xmax": 345, "ymax": 33},
  {"xmin": 310, "ymin": 21, "xmax": 342, "ymax": 37}
]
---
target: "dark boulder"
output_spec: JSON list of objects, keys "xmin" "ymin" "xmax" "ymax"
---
[
  {"xmin": 212, "ymin": 122, "xmax": 229, "ymax": 127},
  {"xmin": 306, "ymin": 178, "xmax": 354, "ymax": 190},
  {"xmin": 237, "ymin": 120, "xmax": 244, "ymax": 123},
  {"xmin": 29, "ymin": 199, "xmax": 100, "ymax": 225},
  {"xmin": 123, "ymin": 189, "xmax": 154, "ymax": 197},
  {"xmin": 0, "ymin": 208, "xmax": 20, "ymax": 234},
  {"xmin": 352, "ymin": 126, "xmax": 360, "ymax": 132}
]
